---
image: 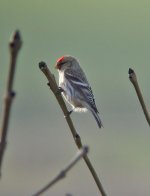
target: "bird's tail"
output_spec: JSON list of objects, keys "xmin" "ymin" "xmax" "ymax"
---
[{"xmin": 91, "ymin": 110, "xmax": 103, "ymax": 128}]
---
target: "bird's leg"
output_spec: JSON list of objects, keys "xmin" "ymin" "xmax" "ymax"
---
[
  {"xmin": 68, "ymin": 110, "xmax": 73, "ymax": 115},
  {"xmin": 55, "ymin": 86, "xmax": 73, "ymax": 117},
  {"xmin": 64, "ymin": 109, "xmax": 73, "ymax": 118},
  {"xmin": 55, "ymin": 87, "xmax": 64, "ymax": 95}
]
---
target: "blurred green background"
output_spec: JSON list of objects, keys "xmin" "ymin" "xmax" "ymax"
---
[{"xmin": 0, "ymin": 0, "xmax": 150, "ymax": 195}]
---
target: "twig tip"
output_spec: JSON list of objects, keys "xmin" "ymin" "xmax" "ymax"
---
[
  {"xmin": 14, "ymin": 30, "xmax": 21, "ymax": 40},
  {"xmin": 39, "ymin": 61, "xmax": 47, "ymax": 70},
  {"xmin": 128, "ymin": 68, "xmax": 134, "ymax": 74},
  {"xmin": 9, "ymin": 30, "xmax": 22, "ymax": 52},
  {"xmin": 128, "ymin": 68, "xmax": 135, "ymax": 79}
]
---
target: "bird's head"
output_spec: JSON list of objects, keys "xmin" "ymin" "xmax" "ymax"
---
[{"xmin": 55, "ymin": 55, "xmax": 77, "ymax": 71}]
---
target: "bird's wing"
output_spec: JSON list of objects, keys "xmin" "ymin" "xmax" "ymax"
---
[{"xmin": 64, "ymin": 70, "xmax": 99, "ymax": 113}]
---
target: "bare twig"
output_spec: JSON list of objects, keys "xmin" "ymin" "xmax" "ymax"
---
[
  {"xmin": 128, "ymin": 68, "xmax": 150, "ymax": 126},
  {"xmin": 0, "ymin": 30, "xmax": 22, "ymax": 176},
  {"xmin": 38, "ymin": 62, "xmax": 107, "ymax": 196},
  {"xmin": 32, "ymin": 146, "xmax": 89, "ymax": 196}
]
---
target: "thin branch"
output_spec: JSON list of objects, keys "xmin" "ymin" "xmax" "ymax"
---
[
  {"xmin": 32, "ymin": 146, "xmax": 89, "ymax": 196},
  {"xmin": 128, "ymin": 68, "xmax": 150, "ymax": 126},
  {"xmin": 0, "ymin": 30, "xmax": 22, "ymax": 176},
  {"xmin": 38, "ymin": 62, "xmax": 107, "ymax": 196}
]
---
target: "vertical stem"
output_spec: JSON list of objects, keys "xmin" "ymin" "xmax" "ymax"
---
[{"xmin": 0, "ymin": 30, "xmax": 22, "ymax": 176}]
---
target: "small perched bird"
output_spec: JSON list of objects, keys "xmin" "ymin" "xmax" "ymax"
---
[{"xmin": 55, "ymin": 55, "xmax": 103, "ymax": 128}]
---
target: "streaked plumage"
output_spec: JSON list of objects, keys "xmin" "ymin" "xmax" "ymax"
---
[{"xmin": 55, "ymin": 55, "xmax": 103, "ymax": 128}]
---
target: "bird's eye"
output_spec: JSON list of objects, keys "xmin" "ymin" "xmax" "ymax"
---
[
  {"xmin": 59, "ymin": 61, "xmax": 66, "ymax": 66},
  {"xmin": 56, "ymin": 61, "xmax": 66, "ymax": 70}
]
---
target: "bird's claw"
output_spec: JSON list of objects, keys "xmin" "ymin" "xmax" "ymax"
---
[
  {"xmin": 64, "ymin": 110, "xmax": 73, "ymax": 118},
  {"xmin": 55, "ymin": 87, "xmax": 64, "ymax": 95}
]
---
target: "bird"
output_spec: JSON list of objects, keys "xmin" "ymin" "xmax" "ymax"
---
[{"xmin": 55, "ymin": 55, "xmax": 103, "ymax": 128}]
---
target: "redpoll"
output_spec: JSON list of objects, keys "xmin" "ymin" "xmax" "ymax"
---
[{"xmin": 55, "ymin": 55, "xmax": 103, "ymax": 128}]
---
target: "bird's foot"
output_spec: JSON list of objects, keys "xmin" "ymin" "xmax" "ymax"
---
[
  {"xmin": 64, "ymin": 110, "xmax": 73, "ymax": 118},
  {"xmin": 55, "ymin": 87, "xmax": 64, "ymax": 95}
]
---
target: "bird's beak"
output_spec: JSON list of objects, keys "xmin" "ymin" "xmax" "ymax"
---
[
  {"xmin": 55, "ymin": 63, "xmax": 58, "ymax": 69},
  {"xmin": 55, "ymin": 63, "xmax": 61, "ymax": 70}
]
